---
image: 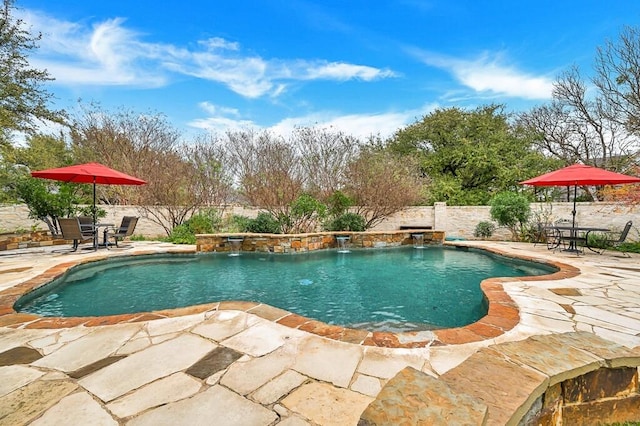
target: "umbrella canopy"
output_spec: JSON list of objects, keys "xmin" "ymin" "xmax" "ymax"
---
[
  {"xmin": 520, "ymin": 164, "xmax": 640, "ymax": 187},
  {"xmin": 520, "ymin": 163, "xmax": 640, "ymax": 229},
  {"xmin": 31, "ymin": 162, "xmax": 146, "ymax": 226},
  {"xmin": 31, "ymin": 162, "xmax": 146, "ymax": 186}
]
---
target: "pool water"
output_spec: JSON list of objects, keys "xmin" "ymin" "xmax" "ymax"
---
[{"xmin": 15, "ymin": 247, "xmax": 555, "ymax": 332}]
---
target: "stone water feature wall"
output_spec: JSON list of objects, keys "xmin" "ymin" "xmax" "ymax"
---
[{"xmin": 196, "ymin": 230, "xmax": 445, "ymax": 253}]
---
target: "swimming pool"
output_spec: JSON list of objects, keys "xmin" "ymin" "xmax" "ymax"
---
[{"xmin": 15, "ymin": 246, "xmax": 556, "ymax": 332}]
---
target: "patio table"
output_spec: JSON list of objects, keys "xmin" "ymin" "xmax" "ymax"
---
[{"xmin": 545, "ymin": 225, "xmax": 610, "ymax": 254}]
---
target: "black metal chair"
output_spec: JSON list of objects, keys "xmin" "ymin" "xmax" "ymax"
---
[
  {"xmin": 106, "ymin": 216, "xmax": 138, "ymax": 248},
  {"xmin": 592, "ymin": 221, "xmax": 633, "ymax": 257}
]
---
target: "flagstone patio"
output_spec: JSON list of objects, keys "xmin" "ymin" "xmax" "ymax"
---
[{"xmin": 0, "ymin": 240, "xmax": 639, "ymax": 425}]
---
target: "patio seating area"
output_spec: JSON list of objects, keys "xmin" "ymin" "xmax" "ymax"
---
[{"xmin": 0, "ymin": 240, "xmax": 639, "ymax": 424}]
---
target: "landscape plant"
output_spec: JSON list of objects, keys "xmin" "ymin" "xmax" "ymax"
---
[
  {"xmin": 474, "ymin": 221, "xmax": 496, "ymax": 239},
  {"xmin": 489, "ymin": 192, "xmax": 531, "ymax": 241}
]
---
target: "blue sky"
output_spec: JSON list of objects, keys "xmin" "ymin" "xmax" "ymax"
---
[{"xmin": 16, "ymin": 0, "xmax": 638, "ymax": 140}]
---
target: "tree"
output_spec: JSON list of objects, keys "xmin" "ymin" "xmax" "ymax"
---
[
  {"xmin": 225, "ymin": 129, "xmax": 305, "ymax": 232},
  {"xmin": 517, "ymin": 66, "xmax": 638, "ymax": 184},
  {"xmin": 593, "ymin": 26, "xmax": 640, "ymax": 136},
  {"xmin": 294, "ymin": 126, "xmax": 359, "ymax": 198},
  {"xmin": 13, "ymin": 177, "xmax": 80, "ymax": 235},
  {"xmin": 345, "ymin": 148, "xmax": 425, "ymax": 229},
  {"xmin": 0, "ymin": 0, "xmax": 65, "ymax": 135},
  {"xmin": 71, "ymin": 105, "xmax": 232, "ymax": 235},
  {"xmin": 391, "ymin": 105, "xmax": 553, "ymax": 205},
  {"xmin": 489, "ymin": 192, "xmax": 531, "ymax": 241},
  {"xmin": 0, "ymin": 132, "xmax": 72, "ymax": 202}
]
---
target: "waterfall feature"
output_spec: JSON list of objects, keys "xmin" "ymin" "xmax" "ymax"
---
[
  {"xmin": 227, "ymin": 237, "xmax": 244, "ymax": 256},
  {"xmin": 336, "ymin": 236, "xmax": 350, "ymax": 253}
]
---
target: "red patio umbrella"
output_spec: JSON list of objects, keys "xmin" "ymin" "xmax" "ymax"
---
[
  {"xmin": 520, "ymin": 164, "xmax": 640, "ymax": 228},
  {"xmin": 31, "ymin": 162, "xmax": 146, "ymax": 227}
]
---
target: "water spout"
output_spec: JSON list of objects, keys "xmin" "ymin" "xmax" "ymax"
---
[
  {"xmin": 336, "ymin": 235, "xmax": 350, "ymax": 253},
  {"xmin": 227, "ymin": 237, "xmax": 244, "ymax": 256},
  {"xmin": 412, "ymin": 233, "xmax": 425, "ymax": 249}
]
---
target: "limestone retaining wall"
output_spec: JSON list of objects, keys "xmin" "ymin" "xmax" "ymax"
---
[{"xmin": 2, "ymin": 202, "xmax": 639, "ymax": 242}]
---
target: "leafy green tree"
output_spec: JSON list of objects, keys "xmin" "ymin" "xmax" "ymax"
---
[
  {"xmin": 13, "ymin": 177, "xmax": 79, "ymax": 235},
  {"xmin": 489, "ymin": 192, "xmax": 531, "ymax": 241},
  {"xmin": 390, "ymin": 105, "xmax": 554, "ymax": 205},
  {"xmin": 287, "ymin": 193, "xmax": 327, "ymax": 233},
  {"xmin": 0, "ymin": 0, "xmax": 65, "ymax": 135},
  {"xmin": 0, "ymin": 133, "xmax": 72, "ymax": 203}
]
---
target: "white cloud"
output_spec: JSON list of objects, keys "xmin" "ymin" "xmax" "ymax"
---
[
  {"xmin": 21, "ymin": 10, "xmax": 167, "ymax": 87},
  {"xmin": 19, "ymin": 9, "xmax": 396, "ymax": 97},
  {"xmin": 188, "ymin": 102, "xmax": 435, "ymax": 140},
  {"xmin": 408, "ymin": 48, "xmax": 554, "ymax": 100},
  {"xmin": 302, "ymin": 62, "xmax": 397, "ymax": 81}
]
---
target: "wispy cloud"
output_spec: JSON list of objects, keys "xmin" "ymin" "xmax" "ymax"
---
[
  {"xmin": 22, "ymin": 10, "xmax": 167, "ymax": 87},
  {"xmin": 407, "ymin": 47, "xmax": 554, "ymax": 100},
  {"xmin": 20, "ymin": 9, "xmax": 395, "ymax": 97},
  {"xmin": 189, "ymin": 102, "xmax": 434, "ymax": 140}
]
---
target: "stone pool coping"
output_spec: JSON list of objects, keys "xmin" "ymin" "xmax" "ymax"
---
[{"xmin": 0, "ymin": 243, "xmax": 581, "ymax": 349}]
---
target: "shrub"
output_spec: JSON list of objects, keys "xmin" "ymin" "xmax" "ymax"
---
[
  {"xmin": 490, "ymin": 192, "xmax": 531, "ymax": 241},
  {"xmin": 246, "ymin": 212, "xmax": 281, "ymax": 234},
  {"xmin": 326, "ymin": 212, "xmax": 366, "ymax": 232},
  {"xmin": 167, "ymin": 224, "xmax": 196, "ymax": 244},
  {"xmin": 184, "ymin": 209, "xmax": 222, "ymax": 234},
  {"xmin": 287, "ymin": 193, "xmax": 327, "ymax": 233},
  {"xmin": 327, "ymin": 190, "xmax": 353, "ymax": 217},
  {"xmin": 226, "ymin": 215, "xmax": 253, "ymax": 233},
  {"xmin": 474, "ymin": 221, "xmax": 495, "ymax": 238}
]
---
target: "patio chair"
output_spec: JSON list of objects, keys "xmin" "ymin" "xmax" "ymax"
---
[
  {"xmin": 592, "ymin": 221, "xmax": 633, "ymax": 257},
  {"xmin": 58, "ymin": 217, "xmax": 95, "ymax": 252},
  {"xmin": 106, "ymin": 216, "xmax": 138, "ymax": 248},
  {"xmin": 78, "ymin": 216, "xmax": 96, "ymax": 239}
]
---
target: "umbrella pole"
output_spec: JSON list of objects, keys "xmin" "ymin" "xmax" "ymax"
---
[
  {"xmin": 571, "ymin": 185, "xmax": 577, "ymax": 228},
  {"xmin": 93, "ymin": 178, "xmax": 97, "ymax": 249}
]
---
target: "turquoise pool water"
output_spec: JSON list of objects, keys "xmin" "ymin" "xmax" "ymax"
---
[{"xmin": 15, "ymin": 246, "xmax": 555, "ymax": 332}]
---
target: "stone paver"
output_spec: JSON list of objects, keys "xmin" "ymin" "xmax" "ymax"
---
[
  {"xmin": 106, "ymin": 372, "xmax": 202, "ymax": 418},
  {"xmin": 0, "ymin": 241, "xmax": 640, "ymax": 424},
  {"xmin": 127, "ymin": 385, "xmax": 277, "ymax": 426},
  {"xmin": 79, "ymin": 334, "xmax": 215, "ymax": 402},
  {"xmin": 0, "ymin": 365, "xmax": 45, "ymax": 398},
  {"xmin": 220, "ymin": 346, "xmax": 296, "ymax": 395},
  {"xmin": 282, "ymin": 382, "xmax": 373, "ymax": 426},
  {"xmin": 30, "ymin": 391, "xmax": 117, "ymax": 426},
  {"xmin": 357, "ymin": 347, "xmax": 426, "ymax": 379},
  {"xmin": 292, "ymin": 336, "xmax": 363, "ymax": 387},
  {"xmin": 250, "ymin": 369, "xmax": 308, "ymax": 404},
  {"xmin": 0, "ymin": 379, "xmax": 77, "ymax": 426},
  {"xmin": 32, "ymin": 325, "xmax": 138, "ymax": 372},
  {"xmin": 221, "ymin": 320, "xmax": 302, "ymax": 357}
]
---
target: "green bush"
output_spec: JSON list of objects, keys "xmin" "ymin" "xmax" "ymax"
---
[
  {"xmin": 490, "ymin": 192, "xmax": 531, "ymax": 241},
  {"xmin": 246, "ymin": 212, "xmax": 281, "ymax": 234},
  {"xmin": 326, "ymin": 212, "xmax": 366, "ymax": 232},
  {"xmin": 184, "ymin": 209, "xmax": 222, "ymax": 234},
  {"xmin": 226, "ymin": 215, "xmax": 252, "ymax": 233},
  {"xmin": 327, "ymin": 190, "xmax": 353, "ymax": 217},
  {"xmin": 167, "ymin": 224, "xmax": 196, "ymax": 244},
  {"xmin": 474, "ymin": 221, "xmax": 495, "ymax": 238}
]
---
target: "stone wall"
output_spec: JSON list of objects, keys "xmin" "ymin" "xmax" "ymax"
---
[
  {"xmin": 196, "ymin": 230, "xmax": 445, "ymax": 253},
  {"xmin": 2, "ymin": 202, "xmax": 639, "ymax": 242},
  {"xmin": 526, "ymin": 366, "xmax": 640, "ymax": 424}
]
